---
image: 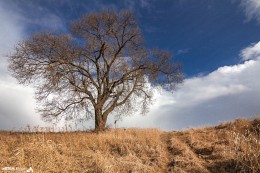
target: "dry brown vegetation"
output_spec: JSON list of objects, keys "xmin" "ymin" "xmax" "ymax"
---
[{"xmin": 0, "ymin": 118, "xmax": 259, "ymax": 173}]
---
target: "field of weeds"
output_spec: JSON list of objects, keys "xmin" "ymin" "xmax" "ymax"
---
[{"xmin": 0, "ymin": 118, "xmax": 259, "ymax": 173}]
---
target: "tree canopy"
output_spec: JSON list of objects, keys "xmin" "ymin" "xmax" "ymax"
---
[{"xmin": 9, "ymin": 10, "xmax": 183, "ymax": 131}]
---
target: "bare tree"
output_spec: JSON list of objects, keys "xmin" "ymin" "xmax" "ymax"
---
[{"xmin": 9, "ymin": 10, "xmax": 183, "ymax": 131}]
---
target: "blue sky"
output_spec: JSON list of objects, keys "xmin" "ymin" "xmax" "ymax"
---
[
  {"xmin": 0, "ymin": 0, "xmax": 260, "ymax": 130},
  {"xmin": 3, "ymin": 0, "xmax": 260, "ymax": 76}
]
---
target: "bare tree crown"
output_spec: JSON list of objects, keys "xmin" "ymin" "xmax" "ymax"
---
[{"xmin": 9, "ymin": 10, "xmax": 183, "ymax": 130}]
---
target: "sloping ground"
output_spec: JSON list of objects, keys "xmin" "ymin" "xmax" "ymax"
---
[
  {"xmin": 0, "ymin": 118, "xmax": 259, "ymax": 173},
  {"xmin": 165, "ymin": 118, "xmax": 260, "ymax": 173}
]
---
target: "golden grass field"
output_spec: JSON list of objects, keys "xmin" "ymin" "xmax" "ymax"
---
[{"xmin": 0, "ymin": 118, "xmax": 259, "ymax": 173}]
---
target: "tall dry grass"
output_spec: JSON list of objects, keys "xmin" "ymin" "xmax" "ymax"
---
[
  {"xmin": 0, "ymin": 128, "xmax": 167, "ymax": 173},
  {"xmin": 166, "ymin": 118, "xmax": 260, "ymax": 173},
  {"xmin": 0, "ymin": 118, "xmax": 259, "ymax": 173},
  {"xmin": 227, "ymin": 119, "xmax": 260, "ymax": 173}
]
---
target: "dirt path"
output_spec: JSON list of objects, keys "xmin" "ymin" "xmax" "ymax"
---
[
  {"xmin": 160, "ymin": 132, "xmax": 176, "ymax": 173},
  {"xmin": 160, "ymin": 131, "xmax": 212, "ymax": 173}
]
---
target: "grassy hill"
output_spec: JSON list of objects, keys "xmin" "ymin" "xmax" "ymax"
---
[{"xmin": 0, "ymin": 118, "xmax": 259, "ymax": 173}]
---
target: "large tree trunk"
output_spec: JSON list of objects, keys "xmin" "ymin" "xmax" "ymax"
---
[{"xmin": 94, "ymin": 108, "xmax": 106, "ymax": 131}]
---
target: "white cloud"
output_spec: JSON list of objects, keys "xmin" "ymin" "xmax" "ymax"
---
[
  {"xmin": 0, "ymin": 5, "xmax": 24, "ymax": 55},
  {"xmin": 0, "ymin": 67, "xmax": 46, "ymax": 131},
  {"xmin": 0, "ymin": 1, "xmax": 65, "ymax": 33},
  {"xmin": 23, "ymin": 13, "xmax": 65, "ymax": 32},
  {"xmin": 0, "ymin": 81, "xmax": 45, "ymax": 130},
  {"xmin": 240, "ymin": 41, "xmax": 260, "ymax": 61},
  {"xmin": 239, "ymin": 0, "xmax": 260, "ymax": 23},
  {"xmin": 118, "ymin": 45, "xmax": 260, "ymax": 130},
  {"xmin": 0, "ymin": 2, "xmax": 46, "ymax": 130},
  {"xmin": 0, "ymin": 0, "xmax": 67, "ymax": 130}
]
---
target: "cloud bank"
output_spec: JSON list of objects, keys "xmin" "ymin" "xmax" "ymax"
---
[
  {"xmin": 119, "ymin": 42, "xmax": 260, "ymax": 130},
  {"xmin": 240, "ymin": 41, "xmax": 260, "ymax": 61},
  {"xmin": 0, "ymin": 2, "xmax": 46, "ymax": 130}
]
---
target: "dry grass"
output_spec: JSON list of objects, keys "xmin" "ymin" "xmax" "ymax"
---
[
  {"xmin": 0, "ymin": 118, "xmax": 259, "ymax": 173},
  {"xmin": 226, "ymin": 119, "xmax": 260, "ymax": 173},
  {"xmin": 166, "ymin": 118, "xmax": 260, "ymax": 173},
  {"xmin": 0, "ymin": 128, "xmax": 167, "ymax": 173}
]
